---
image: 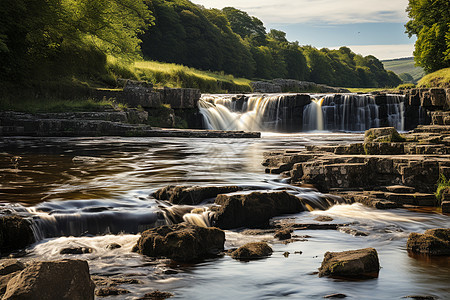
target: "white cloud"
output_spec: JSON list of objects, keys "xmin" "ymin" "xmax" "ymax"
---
[
  {"xmin": 192, "ymin": 0, "xmax": 409, "ymax": 24},
  {"xmin": 331, "ymin": 44, "xmax": 415, "ymax": 60}
]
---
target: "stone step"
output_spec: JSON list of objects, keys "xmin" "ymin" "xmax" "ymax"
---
[{"xmin": 384, "ymin": 185, "xmax": 415, "ymax": 193}]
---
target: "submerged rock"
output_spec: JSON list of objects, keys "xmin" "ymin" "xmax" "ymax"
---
[
  {"xmin": 132, "ymin": 224, "xmax": 225, "ymax": 262},
  {"xmin": 2, "ymin": 259, "xmax": 95, "ymax": 300},
  {"xmin": 95, "ymin": 287, "xmax": 130, "ymax": 297},
  {"xmin": 231, "ymin": 242, "xmax": 273, "ymax": 260},
  {"xmin": 274, "ymin": 228, "xmax": 292, "ymax": 240},
  {"xmin": 323, "ymin": 293, "xmax": 347, "ymax": 298},
  {"xmin": 60, "ymin": 247, "xmax": 93, "ymax": 255},
  {"xmin": 407, "ymin": 228, "xmax": 450, "ymax": 255},
  {"xmin": 212, "ymin": 191, "xmax": 304, "ymax": 229},
  {"xmin": 153, "ymin": 185, "xmax": 242, "ymax": 205},
  {"xmin": 318, "ymin": 248, "xmax": 380, "ymax": 279},
  {"xmin": 0, "ymin": 215, "xmax": 35, "ymax": 256},
  {"xmin": 138, "ymin": 290, "xmax": 174, "ymax": 299}
]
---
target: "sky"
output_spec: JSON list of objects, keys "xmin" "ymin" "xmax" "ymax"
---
[{"xmin": 191, "ymin": 0, "xmax": 415, "ymax": 60}]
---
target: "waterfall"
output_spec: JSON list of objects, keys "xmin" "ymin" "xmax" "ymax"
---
[
  {"xmin": 199, "ymin": 93, "xmax": 406, "ymax": 132},
  {"xmin": 304, "ymin": 94, "xmax": 405, "ymax": 132},
  {"xmin": 199, "ymin": 94, "xmax": 308, "ymax": 132},
  {"xmin": 303, "ymin": 97, "xmax": 324, "ymax": 131}
]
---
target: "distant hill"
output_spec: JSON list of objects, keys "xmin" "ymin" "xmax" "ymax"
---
[{"xmin": 382, "ymin": 57, "xmax": 425, "ymax": 83}]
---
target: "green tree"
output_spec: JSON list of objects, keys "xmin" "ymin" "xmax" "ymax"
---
[
  {"xmin": 222, "ymin": 7, "xmax": 267, "ymax": 46},
  {"xmin": 405, "ymin": 0, "xmax": 450, "ymax": 72},
  {"xmin": 0, "ymin": 0, "xmax": 152, "ymax": 81}
]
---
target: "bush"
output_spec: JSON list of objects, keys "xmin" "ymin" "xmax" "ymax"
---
[
  {"xmin": 436, "ymin": 174, "xmax": 450, "ymax": 204},
  {"xmin": 397, "ymin": 83, "xmax": 416, "ymax": 90}
]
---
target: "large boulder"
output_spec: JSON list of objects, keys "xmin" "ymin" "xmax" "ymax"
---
[
  {"xmin": 0, "ymin": 215, "xmax": 35, "ymax": 255},
  {"xmin": 153, "ymin": 185, "xmax": 242, "ymax": 205},
  {"xmin": 132, "ymin": 224, "xmax": 225, "ymax": 262},
  {"xmin": 212, "ymin": 191, "xmax": 304, "ymax": 229},
  {"xmin": 364, "ymin": 127, "xmax": 404, "ymax": 143},
  {"xmin": 0, "ymin": 259, "xmax": 26, "ymax": 296},
  {"xmin": 2, "ymin": 259, "xmax": 95, "ymax": 300},
  {"xmin": 318, "ymin": 248, "xmax": 380, "ymax": 279},
  {"xmin": 407, "ymin": 228, "xmax": 450, "ymax": 255},
  {"xmin": 231, "ymin": 242, "xmax": 273, "ymax": 260}
]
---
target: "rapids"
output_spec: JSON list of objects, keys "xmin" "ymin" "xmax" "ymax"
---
[{"xmin": 1, "ymin": 134, "xmax": 449, "ymax": 299}]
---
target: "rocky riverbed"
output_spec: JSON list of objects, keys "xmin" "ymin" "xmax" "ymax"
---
[{"xmin": 0, "ymin": 127, "xmax": 449, "ymax": 299}]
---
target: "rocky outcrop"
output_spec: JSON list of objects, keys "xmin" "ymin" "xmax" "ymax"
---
[
  {"xmin": 0, "ymin": 111, "xmax": 260, "ymax": 138},
  {"xmin": 251, "ymin": 79, "xmax": 350, "ymax": 93},
  {"xmin": 132, "ymin": 224, "xmax": 225, "ymax": 262},
  {"xmin": 2, "ymin": 259, "xmax": 95, "ymax": 300},
  {"xmin": 318, "ymin": 248, "xmax": 380, "ymax": 279},
  {"xmin": 212, "ymin": 191, "xmax": 304, "ymax": 229},
  {"xmin": 230, "ymin": 242, "xmax": 273, "ymax": 260},
  {"xmin": 94, "ymin": 81, "xmax": 201, "ymax": 110},
  {"xmin": 0, "ymin": 260, "xmax": 26, "ymax": 296},
  {"xmin": 153, "ymin": 185, "xmax": 242, "ymax": 205},
  {"xmin": 262, "ymin": 125, "xmax": 450, "ymax": 206},
  {"xmin": 0, "ymin": 215, "xmax": 35, "ymax": 256},
  {"xmin": 407, "ymin": 228, "xmax": 450, "ymax": 255}
]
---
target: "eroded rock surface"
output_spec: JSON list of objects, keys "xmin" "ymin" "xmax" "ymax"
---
[
  {"xmin": 318, "ymin": 248, "xmax": 380, "ymax": 279},
  {"xmin": 407, "ymin": 228, "xmax": 450, "ymax": 255},
  {"xmin": 132, "ymin": 224, "xmax": 225, "ymax": 262}
]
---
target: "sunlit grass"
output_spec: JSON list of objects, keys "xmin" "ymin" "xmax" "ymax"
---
[
  {"xmin": 418, "ymin": 67, "xmax": 450, "ymax": 88},
  {"xmin": 347, "ymin": 87, "xmax": 385, "ymax": 93}
]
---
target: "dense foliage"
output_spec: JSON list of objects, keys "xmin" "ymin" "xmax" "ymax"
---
[
  {"xmin": 406, "ymin": 0, "xmax": 450, "ymax": 73},
  {"xmin": 141, "ymin": 0, "xmax": 400, "ymax": 88},
  {"xmin": 0, "ymin": 0, "xmax": 152, "ymax": 82}
]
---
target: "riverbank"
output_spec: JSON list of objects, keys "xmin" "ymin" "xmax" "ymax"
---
[
  {"xmin": 263, "ymin": 115, "xmax": 450, "ymax": 213},
  {"xmin": 0, "ymin": 131, "xmax": 448, "ymax": 299}
]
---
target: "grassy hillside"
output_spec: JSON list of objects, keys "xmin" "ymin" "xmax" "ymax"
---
[
  {"xmin": 382, "ymin": 57, "xmax": 425, "ymax": 83},
  {"xmin": 417, "ymin": 67, "xmax": 450, "ymax": 88},
  {"xmin": 107, "ymin": 57, "xmax": 252, "ymax": 93}
]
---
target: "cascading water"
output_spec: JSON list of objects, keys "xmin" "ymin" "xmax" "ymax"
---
[
  {"xmin": 199, "ymin": 93, "xmax": 407, "ymax": 132},
  {"xmin": 199, "ymin": 94, "xmax": 308, "ymax": 132}
]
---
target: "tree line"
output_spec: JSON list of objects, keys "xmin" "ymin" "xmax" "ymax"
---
[
  {"xmin": 141, "ymin": 0, "xmax": 401, "ymax": 88},
  {"xmin": 1, "ymin": 0, "xmax": 405, "ymax": 88}
]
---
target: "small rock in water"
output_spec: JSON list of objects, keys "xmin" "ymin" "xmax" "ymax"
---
[
  {"xmin": 132, "ymin": 224, "xmax": 225, "ymax": 262},
  {"xmin": 283, "ymin": 252, "xmax": 290, "ymax": 258},
  {"xmin": 319, "ymin": 248, "xmax": 380, "ymax": 279},
  {"xmin": 338, "ymin": 227, "xmax": 369, "ymax": 236},
  {"xmin": 294, "ymin": 251, "xmax": 303, "ymax": 255},
  {"xmin": 163, "ymin": 269, "xmax": 178, "ymax": 275},
  {"xmin": 407, "ymin": 228, "xmax": 450, "ymax": 255},
  {"xmin": 231, "ymin": 242, "xmax": 273, "ymax": 260},
  {"xmin": 274, "ymin": 228, "xmax": 292, "ymax": 240},
  {"xmin": 315, "ymin": 216, "xmax": 334, "ymax": 222},
  {"xmin": 138, "ymin": 290, "xmax": 174, "ymax": 299},
  {"xmin": 323, "ymin": 293, "xmax": 347, "ymax": 298},
  {"xmin": 95, "ymin": 286, "xmax": 130, "ymax": 297},
  {"xmin": 60, "ymin": 247, "xmax": 93, "ymax": 255},
  {"xmin": 106, "ymin": 243, "xmax": 122, "ymax": 250}
]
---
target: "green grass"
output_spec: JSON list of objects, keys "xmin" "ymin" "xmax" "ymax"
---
[
  {"xmin": 382, "ymin": 57, "xmax": 425, "ymax": 83},
  {"xmin": 347, "ymin": 88, "xmax": 385, "ymax": 93},
  {"xmin": 417, "ymin": 67, "xmax": 450, "ymax": 88},
  {"xmin": 0, "ymin": 98, "xmax": 117, "ymax": 114},
  {"xmin": 133, "ymin": 60, "xmax": 252, "ymax": 93},
  {"xmin": 105, "ymin": 56, "xmax": 252, "ymax": 93},
  {"xmin": 435, "ymin": 174, "xmax": 450, "ymax": 204}
]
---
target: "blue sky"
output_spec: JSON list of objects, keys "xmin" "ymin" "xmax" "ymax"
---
[{"xmin": 192, "ymin": 0, "xmax": 415, "ymax": 60}]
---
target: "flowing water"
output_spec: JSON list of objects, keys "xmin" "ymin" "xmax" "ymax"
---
[
  {"xmin": 199, "ymin": 93, "xmax": 406, "ymax": 132},
  {"xmin": 0, "ymin": 134, "xmax": 449, "ymax": 299}
]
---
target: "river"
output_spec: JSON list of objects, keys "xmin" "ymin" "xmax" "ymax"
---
[{"xmin": 0, "ymin": 133, "xmax": 449, "ymax": 299}]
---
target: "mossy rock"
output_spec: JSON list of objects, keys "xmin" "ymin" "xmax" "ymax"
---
[{"xmin": 231, "ymin": 242, "xmax": 273, "ymax": 260}]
